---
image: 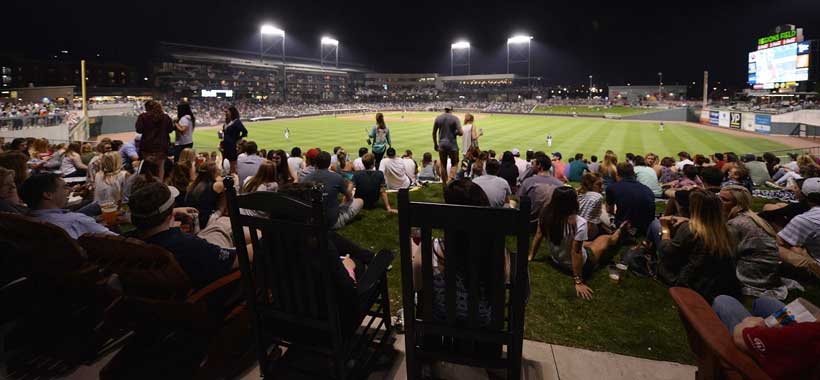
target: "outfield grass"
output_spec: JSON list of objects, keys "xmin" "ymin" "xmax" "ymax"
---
[
  {"xmin": 193, "ymin": 112, "xmax": 788, "ymax": 160},
  {"xmin": 531, "ymin": 105, "xmax": 659, "ymax": 116},
  {"xmin": 190, "ymin": 113, "xmax": 815, "ymax": 363}
]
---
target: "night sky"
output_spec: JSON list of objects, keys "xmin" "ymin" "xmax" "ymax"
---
[{"xmin": 6, "ymin": 0, "xmax": 819, "ymax": 87}]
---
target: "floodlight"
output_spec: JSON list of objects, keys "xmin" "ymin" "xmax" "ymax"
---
[
  {"xmin": 451, "ymin": 41, "xmax": 470, "ymax": 49},
  {"xmin": 261, "ymin": 25, "xmax": 285, "ymax": 36},
  {"xmin": 507, "ymin": 35, "xmax": 533, "ymax": 44},
  {"xmin": 321, "ymin": 37, "xmax": 339, "ymax": 46}
]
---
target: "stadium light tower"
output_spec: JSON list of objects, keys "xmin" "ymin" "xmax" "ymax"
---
[
  {"xmin": 507, "ymin": 35, "xmax": 533, "ymax": 78},
  {"xmin": 588, "ymin": 75, "xmax": 593, "ymax": 99},
  {"xmin": 321, "ymin": 36, "xmax": 339, "ymax": 68},
  {"xmin": 450, "ymin": 41, "xmax": 471, "ymax": 76},
  {"xmin": 658, "ymin": 71, "xmax": 663, "ymax": 102},
  {"xmin": 260, "ymin": 24, "xmax": 286, "ymax": 100}
]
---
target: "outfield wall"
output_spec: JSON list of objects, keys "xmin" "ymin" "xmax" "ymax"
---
[
  {"xmin": 619, "ymin": 108, "xmax": 694, "ymax": 122},
  {"xmin": 699, "ymin": 108, "xmax": 820, "ymax": 137}
]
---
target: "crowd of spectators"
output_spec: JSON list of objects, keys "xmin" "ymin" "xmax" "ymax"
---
[
  {"xmin": 0, "ymin": 100, "xmax": 76, "ymax": 130},
  {"xmin": 2, "ymin": 103, "xmax": 820, "ymax": 379}
]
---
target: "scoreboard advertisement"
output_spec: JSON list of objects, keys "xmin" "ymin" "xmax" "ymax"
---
[{"xmin": 748, "ymin": 41, "xmax": 811, "ymax": 89}]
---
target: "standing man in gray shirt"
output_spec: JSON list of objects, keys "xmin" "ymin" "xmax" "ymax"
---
[{"xmin": 432, "ymin": 105, "xmax": 463, "ymax": 184}]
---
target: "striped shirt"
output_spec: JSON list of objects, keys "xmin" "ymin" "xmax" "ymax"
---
[
  {"xmin": 778, "ymin": 207, "xmax": 820, "ymax": 247},
  {"xmin": 578, "ymin": 191, "xmax": 603, "ymax": 225}
]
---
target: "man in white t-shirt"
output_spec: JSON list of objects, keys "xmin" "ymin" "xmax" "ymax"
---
[
  {"xmin": 288, "ymin": 147, "xmax": 305, "ymax": 175},
  {"xmin": 471, "ymin": 159, "xmax": 511, "ymax": 208},
  {"xmin": 675, "ymin": 151, "xmax": 694, "ymax": 171},
  {"xmin": 378, "ymin": 147, "xmax": 410, "ymax": 189},
  {"xmin": 353, "ymin": 147, "xmax": 368, "ymax": 171}
]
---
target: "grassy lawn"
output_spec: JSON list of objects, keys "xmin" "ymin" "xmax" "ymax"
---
[
  {"xmin": 187, "ymin": 112, "xmax": 813, "ymax": 363},
  {"xmin": 335, "ymin": 185, "xmax": 820, "ymax": 364},
  {"xmin": 192, "ymin": 112, "xmax": 788, "ymax": 161},
  {"xmin": 531, "ymin": 105, "xmax": 660, "ymax": 117}
]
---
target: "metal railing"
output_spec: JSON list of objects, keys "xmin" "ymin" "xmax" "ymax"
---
[{"xmin": 0, "ymin": 114, "xmax": 72, "ymax": 130}]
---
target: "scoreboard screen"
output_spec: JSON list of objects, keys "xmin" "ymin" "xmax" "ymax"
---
[{"xmin": 748, "ymin": 41, "xmax": 811, "ymax": 89}]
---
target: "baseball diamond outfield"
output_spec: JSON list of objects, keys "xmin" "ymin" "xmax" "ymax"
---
[
  {"xmin": 190, "ymin": 112, "xmax": 790, "ymax": 158},
  {"xmin": 172, "ymin": 111, "xmax": 820, "ymax": 364}
]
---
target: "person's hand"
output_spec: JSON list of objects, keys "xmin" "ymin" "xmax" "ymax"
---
[
  {"xmin": 660, "ymin": 216, "xmax": 687, "ymax": 228},
  {"xmin": 734, "ymin": 317, "xmax": 765, "ymax": 337},
  {"xmin": 386, "ymin": 208, "xmax": 398, "ymax": 214},
  {"xmin": 575, "ymin": 283, "xmax": 594, "ymax": 300},
  {"xmin": 342, "ymin": 254, "xmax": 356, "ymax": 273},
  {"xmin": 433, "ymin": 143, "xmax": 439, "ymax": 152},
  {"xmin": 172, "ymin": 207, "xmax": 198, "ymax": 218}
]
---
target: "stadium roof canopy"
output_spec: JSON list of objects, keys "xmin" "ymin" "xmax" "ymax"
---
[
  {"xmin": 157, "ymin": 41, "xmax": 372, "ymax": 74},
  {"xmin": 438, "ymin": 74, "xmax": 519, "ymax": 82}
]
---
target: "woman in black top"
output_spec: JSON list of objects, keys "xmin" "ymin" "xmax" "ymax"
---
[
  {"xmin": 186, "ymin": 162, "xmax": 220, "ymax": 229},
  {"xmin": 658, "ymin": 189, "xmax": 741, "ymax": 302},
  {"xmin": 496, "ymin": 151, "xmax": 520, "ymax": 193},
  {"xmin": 222, "ymin": 106, "xmax": 247, "ymax": 175}
]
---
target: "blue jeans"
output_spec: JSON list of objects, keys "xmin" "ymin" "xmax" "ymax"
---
[
  {"xmin": 647, "ymin": 218, "xmax": 662, "ymax": 251},
  {"xmin": 711, "ymin": 295, "xmax": 785, "ymax": 333}
]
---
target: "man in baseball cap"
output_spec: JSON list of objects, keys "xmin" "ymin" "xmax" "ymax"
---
[
  {"xmin": 298, "ymin": 148, "xmax": 321, "ymax": 181},
  {"xmin": 777, "ymin": 177, "xmax": 820, "ymax": 277}
]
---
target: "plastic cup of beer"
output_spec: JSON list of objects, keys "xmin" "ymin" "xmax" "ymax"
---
[
  {"xmin": 101, "ymin": 202, "xmax": 119, "ymax": 226},
  {"xmin": 607, "ymin": 265, "xmax": 621, "ymax": 283}
]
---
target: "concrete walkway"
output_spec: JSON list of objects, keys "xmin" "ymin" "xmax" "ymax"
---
[{"xmin": 62, "ymin": 335, "xmax": 695, "ymax": 380}]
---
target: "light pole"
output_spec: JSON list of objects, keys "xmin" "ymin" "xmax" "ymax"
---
[
  {"xmin": 588, "ymin": 75, "xmax": 593, "ymax": 100},
  {"xmin": 450, "ymin": 41, "xmax": 470, "ymax": 76},
  {"xmin": 658, "ymin": 71, "xmax": 663, "ymax": 103},
  {"xmin": 506, "ymin": 35, "xmax": 532, "ymax": 77},
  {"xmin": 261, "ymin": 24, "xmax": 286, "ymax": 100},
  {"xmin": 321, "ymin": 36, "xmax": 339, "ymax": 68}
]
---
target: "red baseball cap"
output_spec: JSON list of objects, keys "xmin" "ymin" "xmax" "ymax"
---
[{"xmin": 305, "ymin": 148, "xmax": 320, "ymax": 161}]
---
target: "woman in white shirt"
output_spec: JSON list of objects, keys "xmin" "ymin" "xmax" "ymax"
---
[
  {"xmin": 94, "ymin": 152, "xmax": 129, "ymax": 203},
  {"xmin": 460, "ymin": 113, "xmax": 482, "ymax": 155},
  {"xmin": 174, "ymin": 103, "xmax": 195, "ymax": 162},
  {"xmin": 528, "ymin": 187, "xmax": 623, "ymax": 299},
  {"xmin": 60, "ymin": 141, "xmax": 88, "ymax": 178}
]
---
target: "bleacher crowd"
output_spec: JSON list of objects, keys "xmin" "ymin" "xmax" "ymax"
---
[{"xmin": 2, "ymin": 100, "xmax": 820, "ymax": 379}]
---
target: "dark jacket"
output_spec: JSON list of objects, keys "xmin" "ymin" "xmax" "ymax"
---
[
  {"xmin": 658, "ymin": 222, "xmax": 742, "ymax": 302},
  {"xmin": 135, "ymin": 112, "xmax": 174, "ymax": 154}
]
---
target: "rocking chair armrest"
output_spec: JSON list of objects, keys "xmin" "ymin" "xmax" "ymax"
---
[
  {"xmin": 357, "ymin": 250, "xmax": 395, "ymax": 297},
  {"xmin": 188, "ymin": 270, "xmax": 242, "ymax": 305}
]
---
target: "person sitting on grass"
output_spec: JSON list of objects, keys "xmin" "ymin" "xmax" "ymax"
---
[
  {"xmin": 606, "ymin": 162, "xmax": 656, "ymax": 239},
  {"xmin": 298, "ymin": 148, "xmax": 320, "ymax": 181},
  {"xmin": 516, "ymin": 153, "xmax": 563, "ymax": 225},
  {"xmin": 303, "ymin": 151, "xmax": 363, "ymax": 229},
  {"xmin": 351, "ymin": 153, "xmax": 397, "ymax": 214},
  {"xmin": 528, "ymin": 186, "xmax": 623, "ymax": 300},
  {"xmin": 720, "ymin": 185, "xmax": 792, "ymax": 300},
  {"xmin": 497, "ymin": 151, "xmax": 519, "ymax": 192},
  {"xmin": 633, "ymin": 155, "xmax": 663, "ymax": 198},
  {"xmin": 577, "ymin": 172, "xmax": 606, "ymax": 239},
  {"xmin": 711, "ymin": 294, "xmax": 820, "ymax": 380},
  {"xmin": 776, "ymin": 177, "xmax": 820, "ymax": 278},
  {"xmin": 550, "ymin": 152, "xmax": 568, "ymax": 183},
  {"xmin": 379, "ymin": 147, "xmax": 411, "ymax": 190},
  {"xmin": 567, "ymin": 153, "xmax": 588, "ymax": 182},
  {"xmin": 352, "ymin": 147, "xmax": 368, "ymax": 171},
  {"xmin": 471, "ymin": 159, "xmax": 511, "ymax": 208},
  {"xmin": 657, "ymin": 189, "xmax": 741, "ymax": 303},
  {"xmin": 417, "ymin": 152, "xmax": 440, "ymax": 182}
]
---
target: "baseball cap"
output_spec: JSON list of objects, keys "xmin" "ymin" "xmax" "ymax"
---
[
  {"xmin": 742, "ymin": 154, "xmax": 756, "ymax": 162},
  {"xmin": 511, "ymin": 148, "xmax": 521, "ymax": 156},
  {"xmin": 802, "ymin": 177, "xmax": 820, "ymax": 196},
  {"xmin": 443, "ymin": 104, "xmax": 454, "ymax": 111},
  {"xmin": 306, "ymin": 148, "xmax": 321, "ymax": 161},
  {"xmin": 552, "ymin": 152, "xmax": 562, "ymax": 160}
]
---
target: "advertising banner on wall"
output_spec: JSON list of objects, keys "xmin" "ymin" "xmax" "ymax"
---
[
  {"xmin": 700, "ymin": 109, "xmax": 710, "ymax": 124},
  {"xmin": 730, "ymin": 112, "xmax": 742, "ymax": 129},
  {"xmin": 709, "ymin": 111, "xmax": 720, "ymax": 125},
  {"xmin": 741, "ymin": 112, "xmax": 756, "ymax": 132},
  {"xmin": 755, "ymin": 114, "xmax": 772, "ymax": 134},
  {"xmin": 718, "ymin": 111, "xmax": 730, "ymax": 127}
]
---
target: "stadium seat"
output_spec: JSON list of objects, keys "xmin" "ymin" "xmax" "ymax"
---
[{"xmin": 78, "ymin": 233, "xmax": 252, "ymax": 380}]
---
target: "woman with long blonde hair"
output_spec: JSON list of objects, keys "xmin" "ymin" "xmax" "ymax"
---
[
  {"xmin": 461, "ymin": 113, "xmax": 481, "ymax": 155},
  {"xmin": 599, "ymin": 150, "xmax": 618, "ymax": 191},
  {"xmin": 658, "ymin": 189, "xmax": 741, "ymax": 302},
  {"xmin": 94, "ymin": 151, "xmax": 129, "ymax": 203},
  {"xmin": 719, "ymin": 185, "xmax": 789, "ymax": 299}
]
